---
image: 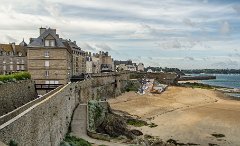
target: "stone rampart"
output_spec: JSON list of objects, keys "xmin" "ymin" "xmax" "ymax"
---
[
  {"xmin": 0, "ymin": 80, "xmax": 37, "ymax": 116},
  {"xmin": 0, "ymin": 73, "xmax": 129, "ymax": 146}
]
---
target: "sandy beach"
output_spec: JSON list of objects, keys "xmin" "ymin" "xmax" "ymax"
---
[{"xmin": 108, "ymin": 86, "xmax": 240, "ymax": 146}]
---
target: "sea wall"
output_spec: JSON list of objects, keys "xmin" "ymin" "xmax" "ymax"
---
[
  {"xmin": 130, "ymin": 72, "xmax": 178, "ymax": 84},
  {"xmin": 0, "ymin": 80, "xmax": 37, "ymax": 116},
  {"xmin": 0, "ymin": 72, "xmax": 129, "ymax": 146}
]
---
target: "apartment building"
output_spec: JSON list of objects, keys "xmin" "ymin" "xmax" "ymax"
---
[
  {"xmin": 27, "ymin": 28, "xmax": 72, "ymax": 84},
  {"xmin": 0, "ymin": 41, "xmax": 27, "ymax": 75},
  {"xmin": 67, "ymin": 40, "xmax": 86, "ymax": 75},
  {"xmin": 92, "ymin": 51, "xmax": 113, "ymax": 73}
]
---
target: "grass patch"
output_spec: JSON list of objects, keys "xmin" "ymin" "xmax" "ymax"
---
[
  {"xmin": 0, "ymin": 72, "xmax": 31, "ymax": 83},
  {"xmin": 61, "ymin": 135, "xmax": 92, "ymax": 146},
  {"xmin": 127, "ymin": 119, "xmax": 147, "ymax": 127},
  {"xmin": 148, "ymin": 123, "xmax": 158, "ymax": 128},
  {"xmin": 211, "ymin": 133, "xmax": 225, "ymax": 138}
]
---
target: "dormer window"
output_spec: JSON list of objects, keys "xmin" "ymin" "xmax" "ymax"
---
[{"xmin": 45, "ymin": 39, "xmax": 55, "ymax": 47}]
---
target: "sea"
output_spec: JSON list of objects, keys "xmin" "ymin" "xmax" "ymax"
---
[{"xmin": 189, "ymin": 74, "xmax": 240, "ymax": 98}]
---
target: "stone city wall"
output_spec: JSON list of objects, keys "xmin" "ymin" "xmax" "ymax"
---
[
  {"xmin": 0, "ymin": 80, "xmax": 37, "ymax": 116},
  {"xmin": 0, "ymin": 73, "xmax": 129, "ymax": 146}
]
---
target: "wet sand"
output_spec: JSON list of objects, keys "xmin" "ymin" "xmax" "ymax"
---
[{"xmin": 108, "ymin": 86, "xmax": 240, "ymax": 146}]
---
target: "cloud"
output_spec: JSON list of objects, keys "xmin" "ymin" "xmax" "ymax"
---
[
  {"xmin": 232, "ymin": 5, "xmax": 240, "ymax": 14},
  {"xmin": 148, "ymin": 57, "xmax": 153, "ymax": 60},
  {"xmin": 4, "ymin": 35, "xmax": 17, "ymax": 43},
  {"xmin": 220, "ymin": 21, "xmax": 230, "ymax": 34},
  {"xmin": 184, "ymin": 57, "xmax": 195, "ymax": 61},
  {"xmin": 0, "ymin": 0, "xmax": 239, "ymax": 69},
  {"xmin": 203, "ymin": 0, "xmax": 208, "ymax": 4},
  {"xmin": 183, "ymin": 18, "xmax": 196, "ymax": 27},
  {"xmin": 95, "ymin": 43, "xmax": 112, "ymax": 51},
  {"xmin": 79, "ymin": 43, "xmax": 96, "ymax": 51}
]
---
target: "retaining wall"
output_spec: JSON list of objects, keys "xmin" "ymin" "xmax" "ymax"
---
[
  {"xmin": 0, "ymin": 73, "xmax": 129, "ymax": 146},
  {"xmin": 0, "ymin": 80, "xmax": 37, "ymax": 116}
]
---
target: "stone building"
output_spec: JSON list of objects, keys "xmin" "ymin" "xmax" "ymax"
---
[
  {"xmin": 67, "ymin": 40, "xmax": 86, "ymax": 75},
  {"xmin": 137, "ymin": 63, "xmax": 144, "ymax": 72},
  {"xmin": 0, "ymin": 41, "xmax": 27, "ymax": 75},
  {"xmin": 92, "ymin": 51, "xmax": 113, "ymax": 73},
  {"xmin": 86, "ymin": 55, "xmax": 93, "ymax": 74},
  {"xmin": 114, "ymin": 60, "xmax": 137, "ymax": 72},
  {"xmin": 27, "ymin": 28, "xmax": 73, "ymax": 84}
]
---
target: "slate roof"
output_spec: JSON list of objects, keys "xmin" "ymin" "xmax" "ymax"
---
[
  {"xmin": 114, "ymin": 60, "xmax": 133, "ymax": 65},
  {"xmin": 28, "ymin": 28, "xmax": 65, "ymax": 48}
]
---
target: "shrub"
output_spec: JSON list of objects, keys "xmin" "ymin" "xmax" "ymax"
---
[
  {"xmin": 63, "ymin": 135, "xmax": 92, "ymax": 146},
  {"xmin": 0, "ymin": 72, "xmax": 31, "ymax": 83},
  {"xmin": 9, "ymin": 140, "xmax": 18, "ymax": 146},
  {"xmin": 127, "ymin": 119, "xmax": 147, "ymax": 127}
]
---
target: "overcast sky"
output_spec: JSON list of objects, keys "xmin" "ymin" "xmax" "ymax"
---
[{"xmin": 0, "ymin": 0, "xmax": 240, "ymax": 69}]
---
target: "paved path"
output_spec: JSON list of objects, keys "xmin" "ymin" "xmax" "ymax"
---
[{"xmin": 71, "ymin": 104, "xmax": 129, "ymax": 146}]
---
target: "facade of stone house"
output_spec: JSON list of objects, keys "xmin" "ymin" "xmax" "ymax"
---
[
  {"xmin": 85, "ymin": 56, "xmax": 93, "ymax": 73},
  {"xmin": 66, "ymin": 40, "xmax": 86, "ymax": 75},
  {"xmin": 137, "ymin": 63, "xmax": 144, "ymax": 72},
  {"xmin": 0, "ymin": 41, "xmax": 27, "ymax": 75},
  {"xmin": 27, "ymin": 28, "xmax": 73, "ymax": 85},
  {"xmin": 92, "ymin": 51, "xmax": 113, "ymax": 72}
]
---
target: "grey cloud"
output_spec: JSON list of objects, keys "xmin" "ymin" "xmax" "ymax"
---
[
  {"xmin": 232, "ymin": 5, "xmax": 240, "ymax": 14},
  {"xmin": 80, "ymin": 43, "xmax": 96, "ymax": 51},
  {"xmin": 203, "ymin": 0, "xmax": 208, "ymax": 4},
  {"xmin": 212, "ymin": 59, "xmax": 239, "ymax": 68},
  {"xmin": 220, "ymin": 21, "xmax": 230, "ymax": 34},
  {"xmin": 184, "ymin": 57, "xmax": 195, "ymax": 61},
  {"xmin": 183, "ymin": 18, "xmax": 196, "ymax": 27},
  {"xmin": 148, "ymin": 57, "xmax": 153, "ymax": 60},
  {"xmin": 95, "ymin": 43, "xmax": 112, "ymax": 51},
  {"xmin": 4, "ymin": 35, "xmax": 17, "ymax": 43}
]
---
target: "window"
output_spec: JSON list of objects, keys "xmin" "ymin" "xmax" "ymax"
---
[
  {"xmin": 3, "ymin": 65, "xmax": 6, "ymax": 70},
  {"xmin": 21, "ymin": 59, "xmax": 24, "ymax": 64},
  {"xmin": 44, "ymin": 51, "xmax": 49, "ymax": 57},
  {"xmin": 45, "ymin": 81, "xmax": 50, "ymax": 84},
  {"xmin": 9, "ymin": 52, "xmax": 13, "ymax": 56},
  {"xmin": 10, "ymin": 65, "xmax": 13, "ymax": 70},
  {"xmin": 45, "ymin": 70, "xmax": 49, "ymax": 76},
  {"xmin": 10, "ymin": 58, "xmax": 13, "ymax": 64},
  {"xmin": 18, "ymin": 52, "xmax": 22, "ymax": 56},
  {"xmin": 17, "ymin": 65, "xmax": 20, "ymax": 70},
  {"xmin": 16, "ymin": 59, "xmax": 19, "ymax": 64},
  {"xmin": 3, "ymin": 59, "xmax": 6, "ymax": 64},
  {"xmin": 50, "ymin": 40, "xmax": 55, "ymax": 46},
  {"xmin": 45, "ymin": 61, "xmax": 49, "ymax": 67},
  {"xmin": 21, "ymin": 65, "xmax": 24, "ymax": 70},
  {"xmin": 45, "ymin": 40, "xmax": 50, "ymax": 46},
  {"xmin": 45, "ymin": 40, "xmax": 55, "ymax": 47}
]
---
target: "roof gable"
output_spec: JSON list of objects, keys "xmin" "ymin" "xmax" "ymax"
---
[{"xmin": 28, "ymin": 28, "xmax": 65, "ymax": 48}]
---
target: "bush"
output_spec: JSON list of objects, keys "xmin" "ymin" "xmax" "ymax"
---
[
  {"xmin": 63, "ymin": 135, "xmax": 92, "ymax": 146},
  {"xmin": 0, "ymin": 72, "xmax": 31, "ymax": 83},
  {"xmin": 127, "ymin": 119, "xmax": 147, "ymax": 127},
  {"xmin": 9, "ymin": 140, "xmax": 18, "ymax": 146}
]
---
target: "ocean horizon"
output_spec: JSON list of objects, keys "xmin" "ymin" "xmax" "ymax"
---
[{"xmin": 189, "ymin": 74, "xmax": 240, "ymax": 98}]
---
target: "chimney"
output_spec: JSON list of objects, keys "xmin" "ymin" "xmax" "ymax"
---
[
  {"xmin": 73, "ymin": 41, "xmax": 76, "ymax": 45},
  {"xmin": 39, "ymin": 27, "xmax": 46, "ymax": 35}
]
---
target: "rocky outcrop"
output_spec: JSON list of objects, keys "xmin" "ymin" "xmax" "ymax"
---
[{"xmin": 96, "ymin": 113, "xmax": 136, "ymax": 139}]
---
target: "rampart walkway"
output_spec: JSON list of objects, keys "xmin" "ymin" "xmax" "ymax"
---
[{"xmin": 71, "ymin": 104, "xmax": 128, "ymax": 146}]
